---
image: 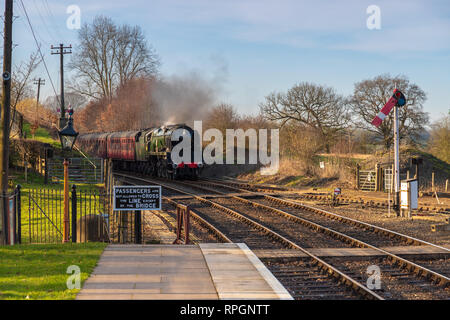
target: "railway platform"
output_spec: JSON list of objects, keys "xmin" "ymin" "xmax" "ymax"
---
[{"xmin": 76, "ymin": 243, "xmax": 293, "ymax": 300}]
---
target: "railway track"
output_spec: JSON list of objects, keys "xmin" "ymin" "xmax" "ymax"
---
[
  {"xmin": 197, "ymin": 180, "xmax": 449, "ymax": 249},
  {"xmin": 205, "ymin": 178, "xmax": 450, "ymax": 213},
  {"xmin": 181, "ymin": 179, "xmax": 450, "ymax": 299},
  {"xmin": 113, "ymin": 172, "xmax": 450, "ymax": 300},
  {"xmin": 114, "ymin": 172, "xmax": 381, "ymax": 300}
]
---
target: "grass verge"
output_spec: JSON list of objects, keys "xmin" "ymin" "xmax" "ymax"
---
[
  {"xmin": 0, "ymin": 243, "xmax": 107, "ymax": 300},
  {"xmin": 22, "ymin": 123, "xmax": 61, "ymax": 149}
]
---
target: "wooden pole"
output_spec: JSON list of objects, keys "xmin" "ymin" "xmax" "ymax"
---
[
  {"xmin": 375, "ymin": 163, "xmax": 379, "ymax": 191},
  {"xmin": 0, "ymin": 0, "xmax": 13, "ymax": 245},
  {"xmin": 432, "ymin": 171, "xmax": 435, "ymax": 193},
  {"xmin": 51, "ymin": 44, "xmax": 72, "ymax": 129},
  {"xmin": 356, "ymin": 164, "xmax": 360, "ymax": 190}
]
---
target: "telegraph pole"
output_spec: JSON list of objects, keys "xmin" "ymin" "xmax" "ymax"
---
[
  {"xmin": 32, "ymin": 78, "xmax": 45, "ymax": 136},
  {"xmin": 0, "ymin": 0, "xmax": 13, "ymax": 245},
  {"xmin": 51, "ymin": 44, "xmax": 72, "ymax": 129}
]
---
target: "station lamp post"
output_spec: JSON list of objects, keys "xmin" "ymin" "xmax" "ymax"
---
[{"xmin": 57, "ymin": 108, "xmax": 78, "ymax": 242}]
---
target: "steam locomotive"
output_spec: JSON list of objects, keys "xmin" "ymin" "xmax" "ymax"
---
[{"xmin": 77, "ymin": 124, "xmax": 202, "ymax": 179}]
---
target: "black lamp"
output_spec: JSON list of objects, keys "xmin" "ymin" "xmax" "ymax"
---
[{"xmin": 58, "ymin": 117, "xmax": 78, "ymax": 152}]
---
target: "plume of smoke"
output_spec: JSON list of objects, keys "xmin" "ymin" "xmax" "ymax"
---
[
  {"xmin": 152, "ymin": 72, "xmax": 215, "ymax": 126},
  {"xmin": 152, "ymin": 57, "xmax": 229, "ymax": 126}
]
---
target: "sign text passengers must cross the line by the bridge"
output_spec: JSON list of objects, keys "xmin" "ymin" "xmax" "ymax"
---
[{"xmin": 113, "ymin": 186, "xmax": 162, "ymax": 211}]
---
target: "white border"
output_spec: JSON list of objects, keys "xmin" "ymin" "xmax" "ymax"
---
[
  {"xmin": 113, "ymin": 185, "xmax": 162, "ymax": 211},
  {"xmin": 236, "ymin": 243, "xmax": 293, "ymax": 300}
]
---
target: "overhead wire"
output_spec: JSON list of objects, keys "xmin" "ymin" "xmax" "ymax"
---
[
  {"xmin": 43, "ymin": 0, "xmax": 64, "ymax": 40},
  {"xmin": 32, "ymin": 0, "xmax": 57, "ymax": 45},
  {"xmin": 18, "ymin": 0, "xmax": 61, "ymax": 109}
]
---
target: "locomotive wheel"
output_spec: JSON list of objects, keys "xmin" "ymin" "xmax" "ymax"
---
[
  {"xmin": 169, "ymin": 170, "xmax": 178, "ymax": 180},
  {"xmin": 157, "ymin": 165, "xmax": 162, "ymax": 178}
]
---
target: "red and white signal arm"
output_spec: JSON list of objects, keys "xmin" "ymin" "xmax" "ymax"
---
[
  {"xmin": 371, "ymin": 89, "xmax": 406, "ymax": 127},
  {"xmin": 334, "ymin": 188, "xmax": 341, "ymax": 196}
]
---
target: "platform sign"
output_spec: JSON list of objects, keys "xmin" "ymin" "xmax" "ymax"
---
[{"xmin": 113, "ymin": 186, "xmax": 161, "ymax": 211}]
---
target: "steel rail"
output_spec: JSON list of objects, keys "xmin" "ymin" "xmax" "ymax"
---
[
  {"xmin": 116, "ymin": 175, "xmax": 232, "ymax": 244},
  {"xmin": 193, "ymin": 180, "xmax": 450, "ymax": 288},
  {"xmin": 200, "ymin": 179, "xmax": 450, "ymax": 252},
  {"xmin": 114, "ymin": 172, "xmax": 384, "ymax": 300}
]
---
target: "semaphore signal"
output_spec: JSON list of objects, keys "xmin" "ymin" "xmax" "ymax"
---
[
  {"xmin": 371, "ymin": 89, "xmax": 406, "ymax": 127},
  {"xmin": 371, "ymin": 88, "xmax": 407, "ymax": 215}
]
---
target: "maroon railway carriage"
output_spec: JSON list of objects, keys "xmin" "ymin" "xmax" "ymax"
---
[
  {"xmin": 77, "ymin": 132, "xmax": 110, "ymax": 158},
  {"xmin": 107, "ymin": 131, "xmax": 141, "ymax": 161}
]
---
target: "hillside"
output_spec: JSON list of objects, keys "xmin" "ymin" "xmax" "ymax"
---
[{"xmin": 236, "ymin": 148, "xmax": 450, "ymax": 192}]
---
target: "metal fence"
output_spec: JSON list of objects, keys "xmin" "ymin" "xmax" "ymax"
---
[
  {"xmin": 47, "ymin": 157, "xmax": 103, "ymax": 184},
  {"xmin": 21, "ymin": 186, "xmax": 143, "ymax": 244}
]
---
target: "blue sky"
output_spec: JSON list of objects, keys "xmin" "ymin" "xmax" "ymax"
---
[{"xmin": 12, "ymin": 0, "xmax": 450, "ymax": 122}]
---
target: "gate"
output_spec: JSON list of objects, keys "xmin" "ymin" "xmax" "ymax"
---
[
  {"xmin": 23, "ymin": 187, "xmax": 143, "ymax": 244},
  {"xmin": 47, "ymin": 157, "xmax": 103, "ymax": 184},
  {"xmin": 26, "ymin": 188, "xmax": 65, "ymax": 243},
  {"xmin": 358, "ymin": 170, "xmax": 376, "ymax": 191}
]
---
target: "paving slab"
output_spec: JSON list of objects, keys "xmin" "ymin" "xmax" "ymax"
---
[
  {"xmin": 199, "ymin": 243, "xmax": 293, "ymax": 300},
  {"xmin": 77, "ymin": 244, "xmax": 292, "ymax": 300}
]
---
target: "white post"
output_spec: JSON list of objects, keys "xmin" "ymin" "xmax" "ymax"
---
[{"xmin": 394, "ymin": 105, "xmax": 400, "ymax": 215}]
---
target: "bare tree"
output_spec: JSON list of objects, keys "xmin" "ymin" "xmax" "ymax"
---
[
  {"xmin": 75, "ymin": 77, "xmax": 158, "ymax": 133},
  {"xmin": 44, "ymin": 91, "xmax": 87, "ymax": 111},
  {"xmin": 11, "ymin": 51, "xmax": 41, "ymax": 109},
  {"xmin": 69, "ymin": 15, "xmax": 159, "ymax": 100},
  {"xmin": 204, "ymin": 103, "xmax": 240, "ymax": 134},
  {"xmin": 260, "ymin": 82, "xmax": 350, "ymax": 152},
  {"xmin": 428, "ymin": 113, "xmax": 450, "ymax": 163},
  {"xmin": 0, "ymin": 51, "xmax": 42, "ymax": 134},
  {"xmin": 15, "ymin": 98, "xmax": 57, "ymax": 130},
  {"xmin": 350, "ymin": 74, "xmax": 429, "ymax": 149}
]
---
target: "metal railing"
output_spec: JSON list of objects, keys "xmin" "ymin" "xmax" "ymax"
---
[
  {"xmin": 47, "ymin": 157, "xmax": 103, "ymax": 184},
  {"xmin": 21, "ymin": 185, "xmax": 146, "ymax": 244}
]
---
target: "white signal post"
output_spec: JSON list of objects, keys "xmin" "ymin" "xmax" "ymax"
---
[{"xmin": 393, "ymin": 104, "xmax": 400, "ymax": 215}]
